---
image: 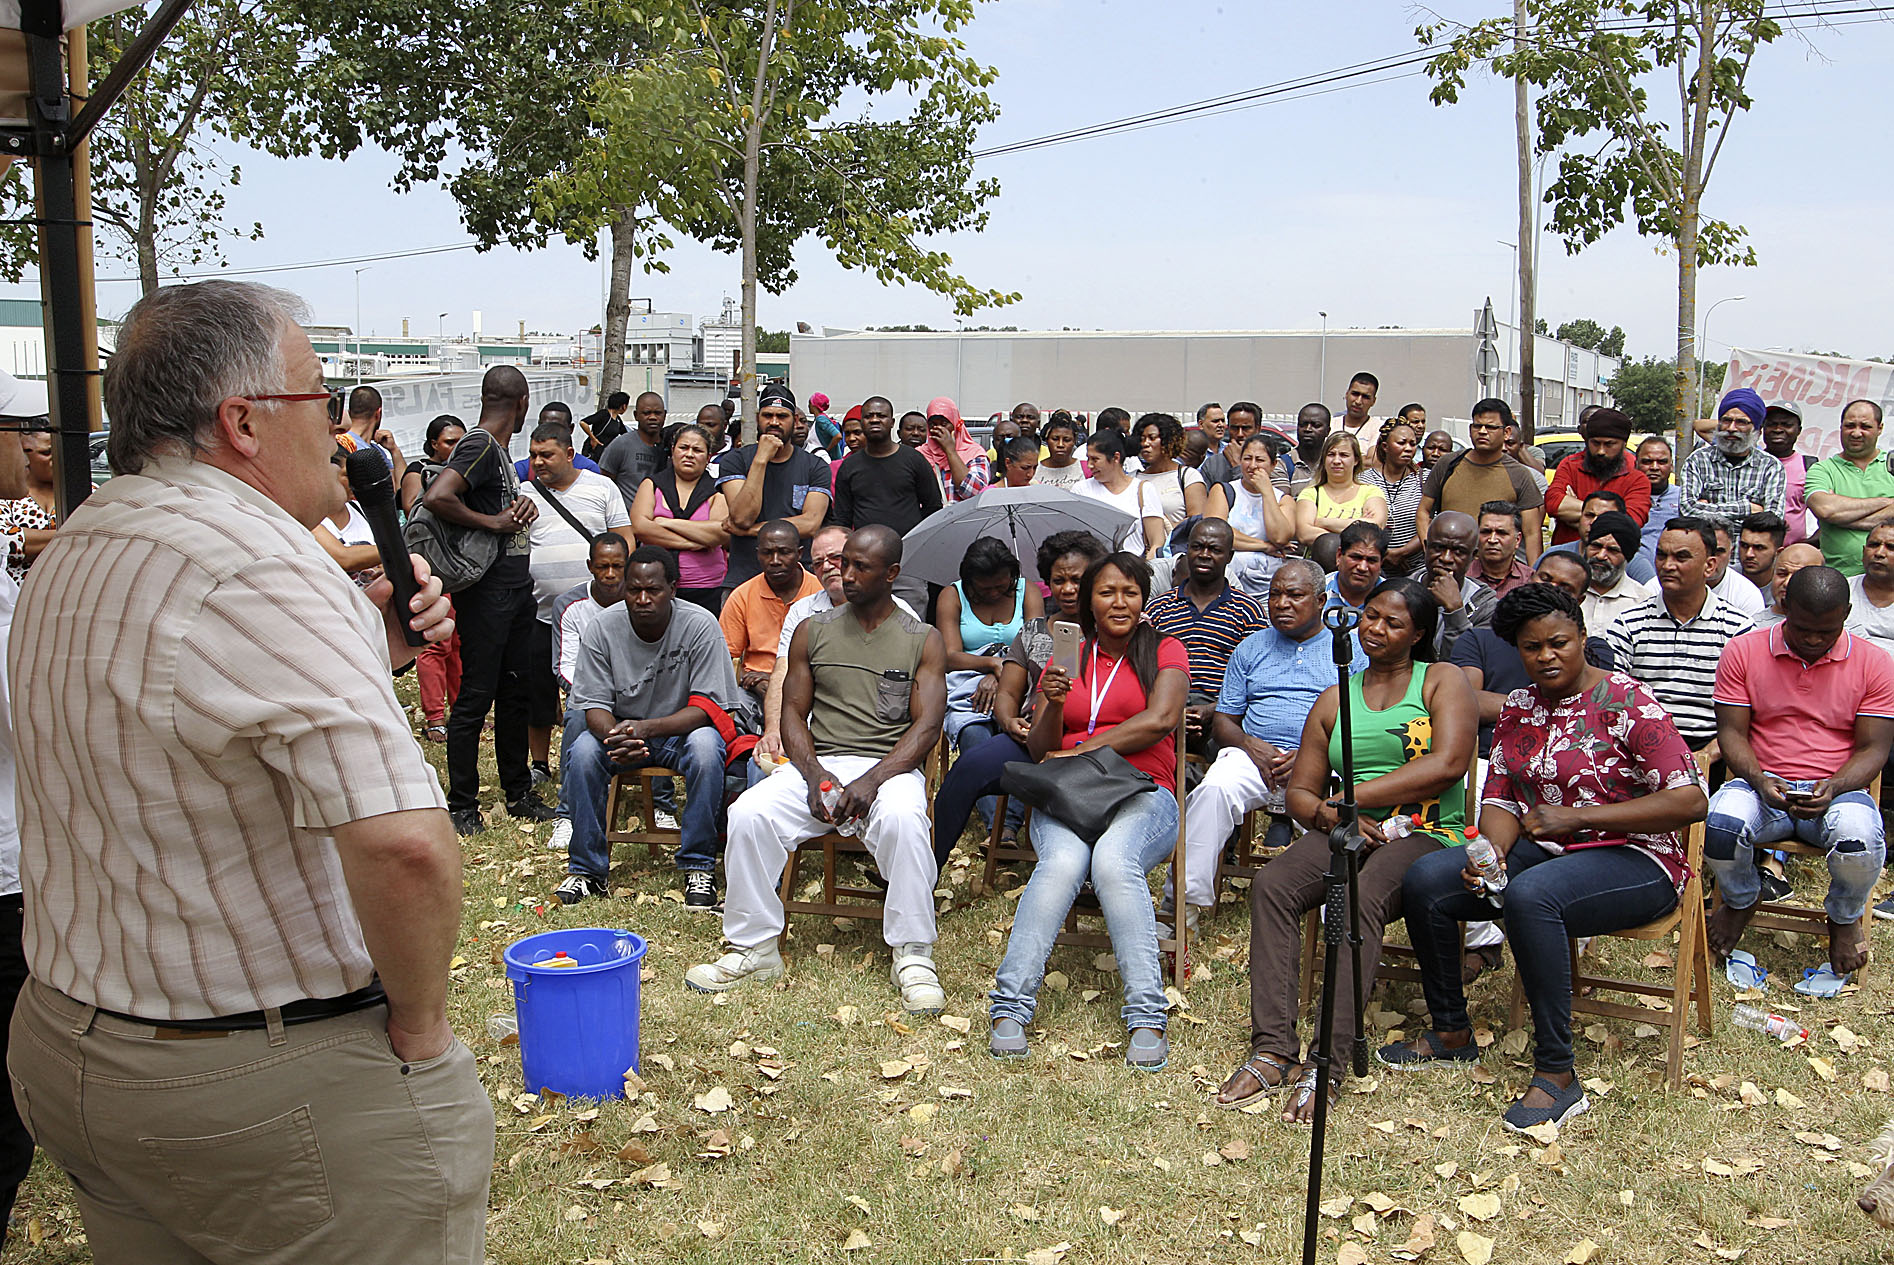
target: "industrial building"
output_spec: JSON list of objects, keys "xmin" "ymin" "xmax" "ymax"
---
[{"xmin": 789, "ymin": 310, "xmax": 1620, "ymax": 433}]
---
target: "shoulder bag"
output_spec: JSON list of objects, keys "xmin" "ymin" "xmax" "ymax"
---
[{"xmin": 402, "ymin": 431, "xmax": 503, "ymax": 592}]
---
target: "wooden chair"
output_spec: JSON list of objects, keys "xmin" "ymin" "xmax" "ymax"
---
[
  {"xmin": 976, "ymin": 728, "xmax": 1193, "ymax": 989},
  {"xmin": 603, "ymin": 766, "xmax": 682, "ymax": 857},
  {"xmin": 1510, "ymin": 812, "xmax": 1713, "ymax": 1089},
  {"xmin": 1708, "ymin": 771, "xmax": 1882, "ymax": 980},
  {"xmin": 776, "ymin": 741, "xmax": 945, "ymax": 950}
]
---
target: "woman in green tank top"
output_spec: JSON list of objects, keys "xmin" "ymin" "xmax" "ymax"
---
[{"xmin": 1211, "ymin": 576, "xmax": 1477, "ymax": 1124}]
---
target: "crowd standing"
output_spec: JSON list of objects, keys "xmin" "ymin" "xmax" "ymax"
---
[{"xmin": 2, "ymin": 280, "xmax": 1893, "ymax": 1256}]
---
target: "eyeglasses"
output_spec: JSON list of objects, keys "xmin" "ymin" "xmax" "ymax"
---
[{"xmin": 246, "ymin": 388, "xmax": 347, "ymax": 423}]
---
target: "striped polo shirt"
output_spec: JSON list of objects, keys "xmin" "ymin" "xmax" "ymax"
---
[
  {"xmin": 1145, "ymin": 582, "xmax": 1269, "ymax": 698},
  {"xmin": 10, "ymin": 457, "xmax": 447, "ymax": 1020},
  {"xmin": 1601, "ymin": 589, "xmax": 1754, "ymax": 748}
]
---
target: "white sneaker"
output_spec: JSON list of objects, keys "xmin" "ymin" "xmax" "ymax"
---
[
  {"xmin": 685, "ymin": 943, "xmax": 784, "ymax": 993},
  {"xmin": 891, "ymin": 943, "xmax": 945, "ymax": 1014},
  {"xmin": 546, "ymin": 817, "xmax": 573, "ymax": 853},
  {"xmin": 1156, "ymin": 905, "xmax": 1202, "ymax": 942},
  {"xmin": 655, "ymin": 809, "xmax": 680, "ymax": 832}
]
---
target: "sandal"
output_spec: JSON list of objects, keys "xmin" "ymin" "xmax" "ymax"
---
[
  {"xmin": 1215, "ymin": 1051, "xmax": 1294, "ymax": 1110},
  {"xmin": 1376, "ymin": 1029, "xmax": 1481, "ymax": 1071},
  {"xmin": 1461, "ymin": 942, "xmax": 1505, "ymax": 986},
  {"xmin": 424, "ymin": 724, "xmax": 448, "ymax": 743},
  {"xmin": 1285, "ymin": 1064, "xmax": 1340, "ymax": 1127}
]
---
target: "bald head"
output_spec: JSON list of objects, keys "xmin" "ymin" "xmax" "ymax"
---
[
  {"xmin": 850, "ymin": 522, "xmax": 903, "ymax": 568},
  {"xmin": 1785, "ymin": 563, "xmax": 1850, "ymax": 616},
  {"xmin": 479, "ymin": 364, "xmax": 529, "ymax": 434},
  {"xmin": 481, "ymin": 364, "xmax": 528, "ymax": 404}
]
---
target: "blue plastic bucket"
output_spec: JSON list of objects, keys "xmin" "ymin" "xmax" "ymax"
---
[{"xmin": 502, "ymin": 927, "xmax": 648, "ymax": 1100}]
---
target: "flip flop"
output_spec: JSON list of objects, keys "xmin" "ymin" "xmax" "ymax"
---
[
  {"xmin": 1794, "ymin": 962, "xmax": 1852, "ymax": 999},
  {"xmin": 1724, "ymin": 949, "xmax": 1768, "ymax": 991}
]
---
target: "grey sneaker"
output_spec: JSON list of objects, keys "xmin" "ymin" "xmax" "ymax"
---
[
  {"xmin": 989, "ymin": 1017, "xmax": 1028, "ymax": 1060},
  {"xmin": 685, "ymin": 943, "xmax": 784, "ymax": 993},
  {"xmin": 546, "ymin": 817, "xmax": 574, "ymax": 853},
  {"xmin": 1126, "ymin": 1028, "xmax": 1169, "ymax": 1071},
  {"xmin": 1875, "ymin": 892, "xmax": 1894, "ymax": 922}
]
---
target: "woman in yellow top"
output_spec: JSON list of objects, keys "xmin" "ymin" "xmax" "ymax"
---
[{"xmin": 1295, "ymin": 431, "xmax": 1387, "ymax": 545}]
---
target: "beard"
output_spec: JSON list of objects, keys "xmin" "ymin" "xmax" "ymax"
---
[
  {"xmin": 1582, "ymin": 450, "xmax": 1624, "ymax": 478},
  {"xmin": 1588, "ymin": 556, "xmax": 1626, "ymax": 589},
  {"xmin": 1716, "ymin": 429, "xmax": 1755, "ymax": 458}
]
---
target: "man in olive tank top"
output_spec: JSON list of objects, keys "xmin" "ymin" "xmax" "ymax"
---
[{"xmin": 687, "ymin": 525, "xmax": 950, "ymax": 1011}]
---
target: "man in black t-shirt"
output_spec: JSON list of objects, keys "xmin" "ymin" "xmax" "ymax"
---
[
  {"xmin": 598, "ymin": 391, "xmax": 669, "ymax": 506},
  {"xmin": 832, "ymin": 395, "xmax": 943, "ymax": 535},
  {"xmin": 421, "ymin": 365, "xmax": 557, "ymax": 835},
  {"xmin": 717, "ymin": 383, "xmax": 833, "ymax": 588}
]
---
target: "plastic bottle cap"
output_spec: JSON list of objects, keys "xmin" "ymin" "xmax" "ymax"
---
[
  {"xmin": 1410, "ymin": 814, "xmax": 1423, "ymax": 825},
  {"xmin": 1463, "ymin": 828, "xmax": 1478, "ymax": 840},
  {"xmin": 554, "ymin": 951, "xmax": 568, "ymax": 958},
  {"xmin": 819, "ymin": 781, "xmax": 834, "ymax": 791}
]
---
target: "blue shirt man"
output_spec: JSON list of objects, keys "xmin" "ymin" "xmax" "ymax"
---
[{"xmin": 1174, "ymin": 560, "xmax": 1366, "ymax": 911}]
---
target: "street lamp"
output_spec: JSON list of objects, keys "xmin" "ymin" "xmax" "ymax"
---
[
  {"xmin": 438, "ymin": 311, "xmax": 448, "ymax": 340},
  {"xmin": 1698, "ymin": 295, "xmax": 1747, "ymax": 420},
  {"xmin": 353, "ymin": 266, "xmax": 372, "ymax": 385},
  {"xmin": 1318, "ymin": 311, "xmax": 1328, "ymax": 404}
]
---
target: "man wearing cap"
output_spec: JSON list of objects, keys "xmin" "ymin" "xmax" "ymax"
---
[
  {"xmin": 1681, "ymin": 388, "xmax": 1786, "ymax": 521},
  {"xmin": 1805, "ymin": 398, "xmax": 1894, "ymax": 578},
  {"xmin": 1581, "ymin": 510, "xmax": 1655, "ymax": 630},
  {"xmin": 718, "ymin": 383, "xmax": 834, "ymax": 590},
  {"xmin": 1763, "ymin": 400, "xmax": 1813, "ymax": 544},
  {"xmin": 1545, "ymin": 407, "xmax": 1649, "ymax": 544}
]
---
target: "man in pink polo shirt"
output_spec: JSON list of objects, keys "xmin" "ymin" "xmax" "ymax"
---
[{"xmin": 1706, "ymin": 565, "xmax": 1894, "ymax": 975}]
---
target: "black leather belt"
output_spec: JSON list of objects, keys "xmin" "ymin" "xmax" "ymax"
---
[{"xmin": 98, "ymin": 983, "xmax": 388, "ymax": 1033}]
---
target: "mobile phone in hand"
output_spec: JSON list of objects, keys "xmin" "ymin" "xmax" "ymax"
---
[{"xmin": 1050, "ymin": 619, "xmax": 1082, "ymax": 677}]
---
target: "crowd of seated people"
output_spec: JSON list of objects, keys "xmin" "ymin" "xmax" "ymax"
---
[{"xmin": 298, "ymin": 377, "xmax": 1894, "ymax": 1165}]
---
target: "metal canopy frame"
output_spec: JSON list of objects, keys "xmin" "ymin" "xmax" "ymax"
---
[{"xmin": 2, "ymin": 0, "xmax": 194, "ymax": 514}]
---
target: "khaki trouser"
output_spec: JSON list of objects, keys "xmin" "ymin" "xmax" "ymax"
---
[{"xmin": 9, "ymin": 978, "xmax": 494, "ymax": 1264}]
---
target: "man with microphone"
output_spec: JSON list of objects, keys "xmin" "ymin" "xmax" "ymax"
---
[{"xmin": 7, "ymin": 282, "xmax": 492, "ymax": 1263}]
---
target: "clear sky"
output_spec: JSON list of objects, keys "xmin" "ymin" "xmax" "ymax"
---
[{"xmin": 13, "ymin": 0, "xmax": 1892, "ymax": 363}]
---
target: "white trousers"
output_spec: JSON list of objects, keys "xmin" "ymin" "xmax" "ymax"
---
[{"xmin": 722, "ymin": 756, "xmax": 937, "ymax": 949}]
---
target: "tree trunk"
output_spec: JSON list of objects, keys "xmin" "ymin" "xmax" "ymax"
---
[
  {"xmin": 739, "ymin": 119, "xmax": 760, "ymax": 424},
  {"xmin": 600, "ymin": 209, "xmax": 635, "ymax": 410},
  {"xmin": 1514, "ymin": 0, "xmax": 1536, "ymax": 443},
  {"xmin": 135, "ymin": 202, "xmax": 158, "ymax": 296},
  {"xmin": 1674, "ymin": 191, "xmax": 1700, "ymax": 462}
]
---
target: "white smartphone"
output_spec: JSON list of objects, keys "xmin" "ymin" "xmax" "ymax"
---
[{"xmin": 1050, "ymin": 619, "xmax": 1083, "ymax": 678}]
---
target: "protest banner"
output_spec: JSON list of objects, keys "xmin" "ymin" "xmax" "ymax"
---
[{"xmin": 1725, "ymin": 347, "xmax": 1894, "ymax": 460}]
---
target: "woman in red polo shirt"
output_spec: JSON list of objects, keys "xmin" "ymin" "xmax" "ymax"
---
[{"xmin": 987, "ymin": 553, "xmax": 1188, "ymax": 1071}]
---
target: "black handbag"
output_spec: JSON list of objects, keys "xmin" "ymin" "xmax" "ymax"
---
[{"xmin": 1000, "ymin": 747, "xmax": 1156, "ymax": 840}]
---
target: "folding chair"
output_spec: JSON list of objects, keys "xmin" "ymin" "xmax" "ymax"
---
[
  {"xmin": 1708, "ymin": 772, "xmax": 1882, "ymax": 981},
  {"xmin": 603, "ymin": 766, "xmax": 682, "ymax": 858},
  {"xmin": 1511, "ymin": 812, "xmax": 1714, "ymax": 1089},
  {"xmin": 776, "ymin": 742, "xmax": 945, "ymax": 951}
]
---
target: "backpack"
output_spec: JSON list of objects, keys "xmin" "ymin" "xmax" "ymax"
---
[{"xmin": 402, "ymin": 434, "xmax": 504, "ymax": 592}]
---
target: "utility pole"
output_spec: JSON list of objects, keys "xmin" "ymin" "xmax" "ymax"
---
[{"xmin": 1514, "ymin": 0, "xmax": 1536, "ymax": 444}]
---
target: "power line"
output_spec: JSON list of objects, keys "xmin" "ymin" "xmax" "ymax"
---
[{"xmin": 92, "ymin": 239, "xmax": 482, "ymax": 285}]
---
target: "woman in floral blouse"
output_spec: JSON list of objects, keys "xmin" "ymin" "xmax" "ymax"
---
[
  {"xmin": 0, "ymin": 430, "xmax": 60, "ymax": 583},
  {"xmin": 1377, "ymin": 583, "xmax": 1706, "ymax": 1134}
]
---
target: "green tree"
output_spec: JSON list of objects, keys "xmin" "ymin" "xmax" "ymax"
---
[
  {"xmin": 1421, "ymin": 1, "xmax": 1782, "ymax": 451},
  {"xmin": 756, "ymin": 329, "xmax": 791, "ymax": 354},
  {"xmin": 1554, "ymin": 318, "xmax": 1627, "ymax": 358},
  {"xmin": 1610, "ymin": 354, "xmax": 1722, "ymax": 433},
  {"xmin": 264, "ymin": 0, "xmax": 664, "ymax": 407},
  {"xmin": 0, "ymin": 1, "xmax": 310, "ymax": 293},
  {"xmin": 540, "ymin": 0, "xmax": 1017, "ymax": 419}
]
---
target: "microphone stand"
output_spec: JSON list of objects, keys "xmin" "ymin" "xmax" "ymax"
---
[{"xmin": 1300, "ymin": 605, "xmax": 1371, "ymax": 1265}]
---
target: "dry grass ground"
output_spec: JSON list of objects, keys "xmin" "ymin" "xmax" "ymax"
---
[{"xmin": 8, "ymin": 696, "xmax": 1894, "ymax": 1265}]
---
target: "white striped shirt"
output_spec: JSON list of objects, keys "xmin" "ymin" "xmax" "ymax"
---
[
  {"xmin": 9, "ymin": 458, "xmax": 446, "ymax": 1019},
  {"xmin": 1601, "ymin": 590, "xmax": 1754, "ymax": 747}
]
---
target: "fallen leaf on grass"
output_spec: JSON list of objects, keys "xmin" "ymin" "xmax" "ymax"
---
[
  {"xmin": 1533, "ymin": 1141, "xmax": 1563, "ymax": 1167},
  {"xmin": 1737, "ymin": 1081, "xmax": 1767, "ymax": 1106},
  {"xmin": 1744, "ymin": 1216, "xmax": 1791, "ymax": 1229},
  {"xmin": 1435, "ymin": 1162, "xmax": 1459, "ymax": 1179},
  {"xmin": 629, "ymin": 1113, "xmax": 660, "ymax": 1133},
  {"xmin": 1618, "ymin": 1190, "xmax": 1635, "ymax": 1207},
  {"xmin": 1338, "ymin": 1245, "xmax": 1371, "ymax": 1265},
  {"xmin": 1319, "ymin": 1196, "xmax": 1352, "ymax": 1217},
  {"xmin": 1201, "ymin": 1150, "xmax": 1224, "ymax": 1167},
  {"xmin": 1517, "ymin": 1121, "xmax": 1560, "ymax": 1144},
  {"xmin": 616, "ymin": 1143, "xmax": 652, "ymax": 1164},
  {"xmin": 1794, "ymin": 1131, "xmax": 1842, "ymax": 1151},
  {"xmin": 1831, "ymin": 1024, "xmax": 1864, "ymax": 1053},
  {"xmin": 1219, "ymin": 1139, "xmax": 1252, "ymax": 1161},
  {"xmin": 1010, "ymin": 1205, "xmax": 1042, "ymax": 1222},
  {"xmin": 697, "ymin": 1221, "xmax": 724, "ymax": 1239},
  {"xmin": 1353, "ymin": 1211, "xmax": 1379, "ymax": 1236},
  {"xmin": 880, "ymin": 1059, "xmax": 912, "ymax": 1081},
  {"xmin": 648, "ymin": 1052, "xmax": 675, "ymax": 1072},
  {"xmin": 1457, "ymin": 1229, "xmax": 1495, "ymax": 1264},
  {"xmin": 1361, "ymin": 1191, "xmax": 1408, "ymax": 1214},
  {"xmin": 842, "ymin": 1229, "xmax": 872, "ymax": 1251},
  {"xmin": 1500, "ymin": 1029, "xmax": 1530, "ymax": 1056},
  {"xmin": 1565, "ymin": 1239, "xmax": 1600, "ymax": 1263},
  {"xmin": 1641, "ymin": 949, "xmax": 1674, "ymax": 969},
  {"xmin": 563, "ymin": 1205, "xmax": 587, "ymax": 1223},
  {"xmin": 1866, "ymin": 1068, "xmax": 1892, "ymax": 1092},
  {"xmin": 629, "ymin": 1162, "xmax": 675, "ymax": 1188},
  {"xmin": 937, "ymin": 1014, "xmax": 972, "ymax": 1033},
  {"xmin": 1239, "ymin": 1228, "xmax": 1264, "ymax": 1247},
  {"xmin": 1023, "ymin": 1243, "xmax": 1072, "ymax": 1265},
  {"xmin": 1773, "ymin": 1088, "xmax": 1805, "ymax": 1108},
  {"xmin": 908, "ymin": 1102, "xmax": 937, "ymax": 1124},
  {"xmin": 1369, "ymin": 1119, "xmax": 1397, "ymax": 1134},
  {"xmin": 1458, "ymin": 1192, "xmax": 1502, "ymax": 1222},
  {"xmin": 1392, "ymin": 1214, "xmax": 1437, "ymax": 1259},
  {"xmin": 1099, "ymin": 1206, "xmax": 1126, "ymax": 1226},
  {"xmin": 834, "ymin": 1004, "xmax": 859, "ymax": 1025},
  {"xmin": 1044, "ymin": 970, "xmax": 1069, "ymax": 992},
  {"xmin": 693, "ymin": 1086, "xmax": 734, "ymax": 1113},
  {"xmin": 1808, "ymin": 1056, "xmax": 1837, "ymax": 1082},
  {"xmin": 1692, "ymin": 1232, "xmax": 1744, "ymax": 1259}
]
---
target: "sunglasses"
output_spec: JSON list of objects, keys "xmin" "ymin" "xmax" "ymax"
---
[{"xmin": 246, "ymin": 388, "xmax": 347, "ymax": 424}]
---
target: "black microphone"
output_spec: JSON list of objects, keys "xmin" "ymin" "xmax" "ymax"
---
[{"xmin": 344, "ymin": 446, "xmax": 427, "ymax": 648}]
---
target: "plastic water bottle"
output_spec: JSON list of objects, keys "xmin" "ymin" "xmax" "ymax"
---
[
  {"xmin": 487, "ymin": 1013, "xmax": 518, "ymax": 1039},
  {"xmin": 1381, "ymin": 813, "xmax": 1423, "ymax": 840},
  {"xmin": 818, "ymin": 781, "xmax": 860, "ymax": 837},
  {"xmin": 1463, "ymin": 828, "xmax": 1508, "ymax": 901},
  {"xmin": 1731, "ymin": 1004, "xmax": 1808, "ymax": 1044}
]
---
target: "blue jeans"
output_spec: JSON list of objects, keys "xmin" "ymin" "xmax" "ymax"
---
[
  {"xmin": 563, "ymin": 723, "xmax": 726, "ymax": 877},
  {"xmin": 1404, "ymin": 838, "xmax": 1676, "ymax": 1073},
  {"xmin": 932, "ymin": 731, "xmax": 1029, "ymax": 866},
  {"xmin": 990, "ymin": 788, "xmax": 1179, "ymax": 1033},
  {"xmin": 1704, "ymin": 777, "xmax": 1885, "ymax": 922}
]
